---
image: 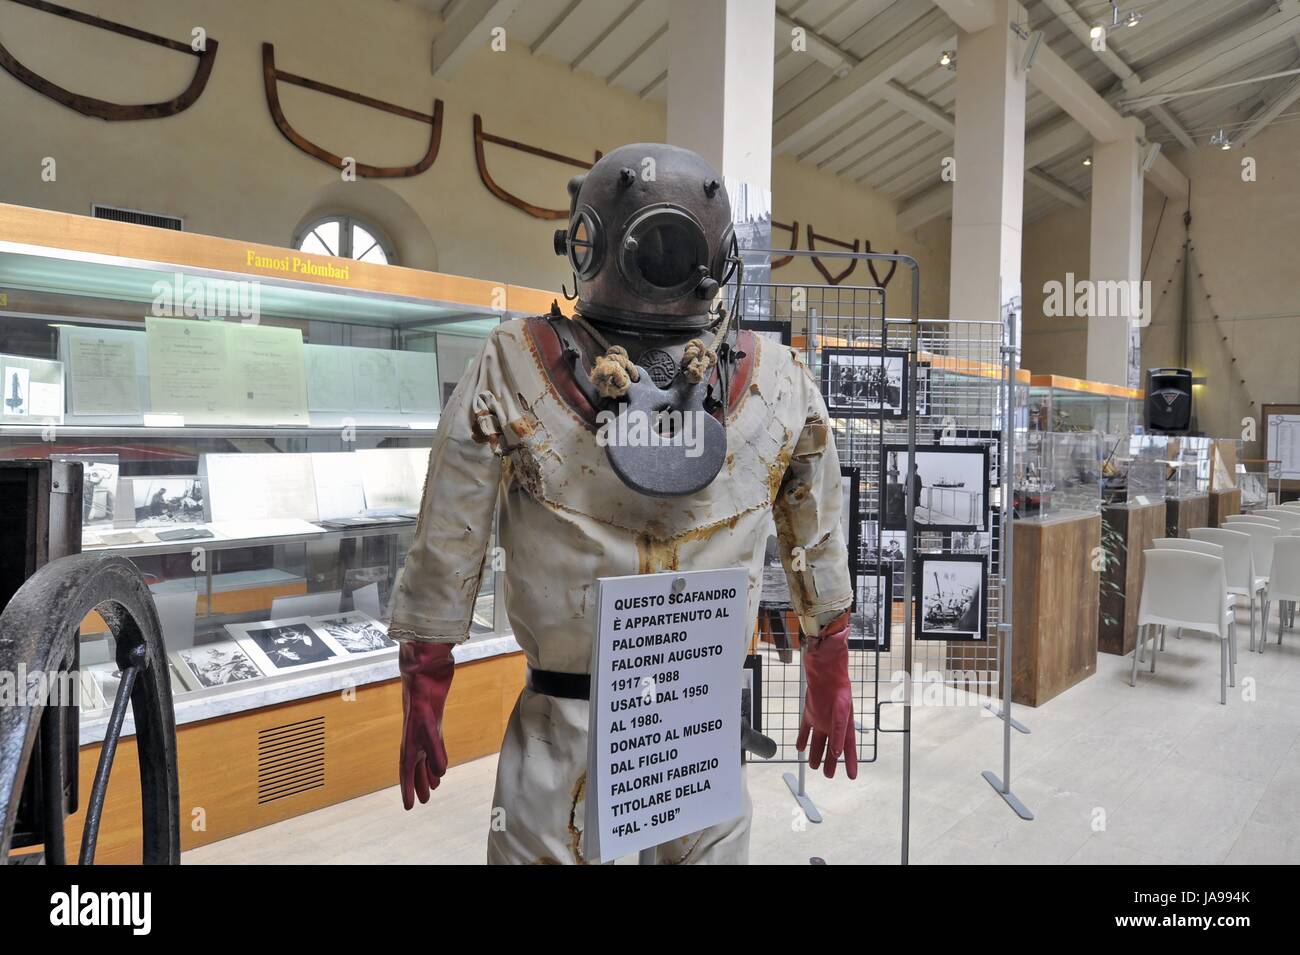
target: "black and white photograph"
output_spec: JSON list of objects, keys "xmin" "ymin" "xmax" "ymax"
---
[
  {"xmin": 881, "ymin": 444, "xmax": 989, "ymax": 531},
  {"xmin": 864, "ymin": 524, "xmax": 908, "ymax": 599},
  {"xmin": 228, "ymin": 617, "xmax": 340, "ymax": 672},
  {"xmin": 820, "ymin": 347, "xmax": 908, "ymax": 419},
  {"xmin": 744, "ymin": 320, "xmax": 791, "ymax": 348},
  {"xmin": 175, "ymin": 642, "xmax": 263, "ymax": 689},
  {"xmin": 840, "ymin": 466, "xmax": 861, "ymax": 576},
  {"xmin": 915, "ymin": 362, "xmax": 930, "ymax": 416},
  {"xmin": 849, "ymin": 571, "xmax": 891, "ymax": 651},
  {"xmin": 915, "ymin": 554, "xmax": 987, "ymax": 642},
  {"xmin": 936, "ymin": 427, "xmax": 1002, "ymax": 484},
  {"xmin": 53, "ymin": 453, "xmax": 119, "ymax": 527},
  {"xmin": 132, "ymin": 476, "xmax": 206, "ymax": 526},
  {"xmin": 315, "ymin": 611, "xmax": 397, "ymax": 654}
]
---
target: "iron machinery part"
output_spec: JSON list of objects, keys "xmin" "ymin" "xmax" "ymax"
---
[{"xmin": 0, "ymin": 553, "xmax": 180, "ymax": 864}]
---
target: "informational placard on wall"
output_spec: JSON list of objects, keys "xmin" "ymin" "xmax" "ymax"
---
[{"xmin": 585, "ymin": 567, "xmax": 746, "ymax": 862}]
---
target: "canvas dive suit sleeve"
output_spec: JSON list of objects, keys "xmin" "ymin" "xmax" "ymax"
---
[
  {"xmin": 387, "ymin": 334, "xmax": 507, "ymax": 644},
  {"xmin": 772, "ymin": 374, "xmax": 855, "ymax": 635}
]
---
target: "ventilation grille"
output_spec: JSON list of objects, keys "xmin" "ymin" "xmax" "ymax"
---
[
  {"xmin": 91, "ymin": 204, "xmax": 183, "ymax": 231},
  {"xmin": 257, "ymin": 717, "xmax": 326, "ymax": 805}
]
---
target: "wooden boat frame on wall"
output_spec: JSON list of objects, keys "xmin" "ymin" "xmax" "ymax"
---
[
  {"xmin": 473, "ymin": 114, "xmax": 602, "ymax": 220},
  {"xmin": 0, "ymin": 0, "xmax": 218, "ymax": 121},
  {"xmin": 806, "ymin": 225, "xmax": 859, "ymax": 285},
  {"xmin": 865, "ymin": 239, "xmax": 899, "ymax": 288},
  {"xmin": 262, "ymin": 42, "xmax": 443, "ymax": 179},
  {"xmin": 770, "ymin": 220, "xmax": 798, "ymax": 269}
]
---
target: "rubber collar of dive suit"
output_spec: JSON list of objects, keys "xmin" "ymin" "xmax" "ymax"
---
[{"xmin": 526, "ymin": 666, "xmax": 591, "ymax": 701}]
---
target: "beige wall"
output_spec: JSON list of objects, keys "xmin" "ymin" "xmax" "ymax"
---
[
  {"xmin": 1022, "ymin": 119, "xmax": 1300, "ymax": 445},
  {"xmin": 0, "ymin": 0, "xmax": 950, "ymax": 312}
]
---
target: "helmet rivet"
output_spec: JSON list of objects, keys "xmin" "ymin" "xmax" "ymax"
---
[
  {"xmin": 704, "ymin": 178, "xmax": 720, "ymax": 197},
  {"xmin": 619, "ymin": 167, "xmax": 636, "ymax": 187},
  {"xmin": 624, "ymin": 237, "xmax": 639, "ymax": 252}
]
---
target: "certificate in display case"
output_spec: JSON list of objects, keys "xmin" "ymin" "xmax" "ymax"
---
[{"xmin": 0, "ymin": 203, "xmax": 538, "ymax": 739}]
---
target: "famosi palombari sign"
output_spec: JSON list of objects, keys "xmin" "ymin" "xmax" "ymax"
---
[{"xmin": 1042, "ymin": 272, "xmax": 1152, "ymax": 326}]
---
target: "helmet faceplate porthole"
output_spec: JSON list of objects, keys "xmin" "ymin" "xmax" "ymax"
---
[{"xmin": 616, "ymin": 206, "xmax": 710, "ymax": 303}]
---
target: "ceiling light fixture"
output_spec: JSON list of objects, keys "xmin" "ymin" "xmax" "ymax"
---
[
  {"xmin": 1210, "ymin": 128, "xmax": 1232, "ymax": 150},
  {"xmin": 1124, "ymin": 10, "xmax": 1143, "ymax": 27},
  {"xmin": 1082, "ymin": 155, "xmax": 1092, "ymax": 166},
  {"xmin": 939, "ymin": 49, "xmax": 955, "ymax": 69}
]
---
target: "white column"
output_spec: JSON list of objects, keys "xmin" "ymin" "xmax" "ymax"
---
[
  {"xmin": 1086, "ymin": 117, "xmax": 1144, "ymax": 388},
  {"xmin": 947, "ymin": 0, "xmax": 1025, "ymax": 332},
  {"xmin": 666, "ymin": 0, "xmax": 774, "ymax": 191}
]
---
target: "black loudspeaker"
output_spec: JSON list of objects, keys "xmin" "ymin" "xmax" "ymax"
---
[{"xmin": 1146, "ymin": 368, "xmax": 1193, "ymax": 433}]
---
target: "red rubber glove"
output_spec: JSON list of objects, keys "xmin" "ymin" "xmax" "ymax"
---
[
  {"xmin": 399, "ymin": 641, "xmax": 455, "ymax": 809},
  {"xmin": 796, "ymin": 612, "xmax": 857, "ymax": 780}
]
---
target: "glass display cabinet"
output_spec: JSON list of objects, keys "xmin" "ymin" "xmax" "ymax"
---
[
  {"xmin": 1028, "ymin": 375, "xmax": 1141, "ymax": 434},
  {"xmin": 1013, "ymin": 430, "xmax": 1104, "ymax": 520},
  {"xmin": 0, "ymin": 203, "xmax": 536, "ymax": 739},
  {"xmin": 1102, "ymin": 433, "xmax": 1170, "ymax": 506}
]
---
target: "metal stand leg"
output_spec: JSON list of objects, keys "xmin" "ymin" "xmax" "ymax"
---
[
  {"xmin": 783, "ymin": 661, "xmax": 822, "ymax": 824},
  {"xmin": 1160, "ymin": 625, "xmax": 1166, "ymax": 650},
  {"xmin": 1260, "ymin": 599, "xmax": 1270, "ymax": 654},
  {"xmin": 983, "ymin": 702, "xmax": 1031, "ymax": 734}
]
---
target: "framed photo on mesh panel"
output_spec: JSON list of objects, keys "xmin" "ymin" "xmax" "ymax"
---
[
  {"xmin": 820, "ymin": 347, "xmax": 908, "ymax": 419},
  {"xmin": 840, "ymin": 465, "xmax": 861, "ymax": 579},
  {"xmin": 915, "ymin": 553, "xmax": 988, "ymax": 642},
  {"xmin": 745, "ymin": 320, "xmax": 792, "ymax": 347},
  {"xmin": 935, "ymin": 427, "xmax": 1002, "ymax": 485},
  {"xmin": 849, "ymin": 570, "xmax": 891, "ymax": 651},
  {"xmin": 881, "ymin": 444, "xmax": 990, "ymax": 532}
]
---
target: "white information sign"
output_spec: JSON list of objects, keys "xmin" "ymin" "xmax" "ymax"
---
[{"xmin": 585, "ymin": 567, "xmax": 746, "ymax": 862}]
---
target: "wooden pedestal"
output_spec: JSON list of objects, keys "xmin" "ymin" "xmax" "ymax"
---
[
  {"xmin": 1010, "ymin": 512, "xmax": 1100, "ymax": 706},
  {"xmin": 59, "ymin": 652, "xmax": 526, "ymax": 864},
  {"xmin": 1166, "ymin": 494, "xmax": 1209, "ymax": 538},
  {"xmin": 1098, "ymin": 501, "xmax": 1166, "ymax": 656},
  {"xmin": 1209, "ymin": 489, "xmax": 1242, "ymax": 527}
]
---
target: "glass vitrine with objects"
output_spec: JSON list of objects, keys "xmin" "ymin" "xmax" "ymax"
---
[
  {"xmin": 0, "ymin": 204, "xmax": 524, "ymax": 735},
  {"xmin": 1013, "ymin": 430, "xmax": 1104, "ymax": 520}
]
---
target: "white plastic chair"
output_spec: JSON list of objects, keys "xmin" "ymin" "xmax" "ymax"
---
[
  {"xmin": 1266, "ymin": 537, "xmax": 1300, "ymax": 648},
  {"xmin": 1134, "ymin": 549, "xmax": 1236, "ymax": 704},
  {"xmin": 1154, "ymin": 538, "xmax": 1223, "ymax": 557},
  {"xmin": 1229, "ymin": 522, "xmax": 1280, "ymax": 653},
  {"xmin": 1192, "ymin": 527, "xmax": 1263, "ymax": 655},
  {"xmin": 1256, "ymin": 509, "xmax": 1300, "ymax": 534},
  {"xmin": 1226, "ymin": 514, "xmax": 1279, "ymax": 528}
]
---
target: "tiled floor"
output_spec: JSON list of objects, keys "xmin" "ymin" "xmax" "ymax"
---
[{"xmin": 186, "ymin": 612, "xmax": 1300, "ymax": 864}]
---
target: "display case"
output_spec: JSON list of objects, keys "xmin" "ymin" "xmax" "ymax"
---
[
  {"xmin": 1012, "ymin": 430, "xmax": 1104, "ymax": 520},
  {"xmin": 1101, "ymin": 433, "xmax": 1169, "ymax": 506},
  {"xmin": 0, "ymin": 203, "xmax": 534, "ymax": 741},
  {"xmin": 1028, "ymin": 375, "xmax": 1141, "ymax": 434}
]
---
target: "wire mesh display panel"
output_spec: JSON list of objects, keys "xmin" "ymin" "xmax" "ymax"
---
[
  {"xmin": 742, "ymin": 261, "xmax": 1008, "ymax": 770},
  {"xmin": 744, "ymin": 278, "xmax": 889, "ymax": 766}
]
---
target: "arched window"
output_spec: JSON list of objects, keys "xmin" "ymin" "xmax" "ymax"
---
[{"xmin": 295, "ymin": 214, "xmax": 395, "ymax": 265}]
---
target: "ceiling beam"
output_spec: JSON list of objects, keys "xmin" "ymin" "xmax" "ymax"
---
[
  {"xmin": 1237, "ymin": 74, "xmax": 1300, "ymax": 145},
  {"xmin": 773, "ymin": 5, "xmax": 953, "ymax": 155},
  {"xmin": 1126, "ymin": 1, "xmax": 1300, "ymax": 99},
  {"xmin": 880, "ymin": 80, "xmax": 955, "ymax": 135},
  {"xmin": 1039, "ymin": 0, "xmax": 1196, "ymax": 149},
  {"xmin": 1026, "ymin": 168, "xmax": 1086, "ymax": 207},
  {"xmin": 432, "ymin": 0, "xmax": 523, "ymax": 80}
]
